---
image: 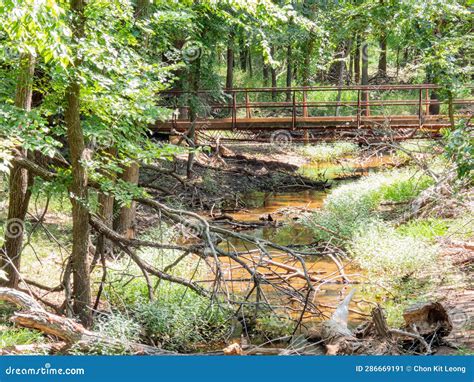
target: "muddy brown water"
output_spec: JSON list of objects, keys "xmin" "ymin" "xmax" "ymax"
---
[{"xmin": 213, "ymin": 155, "xmax": 397, "ymax": 327}]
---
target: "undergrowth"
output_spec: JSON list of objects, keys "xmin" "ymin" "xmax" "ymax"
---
[{"xmin": 298, "ymin": 142, "xmax": 359, "ymax": 163}]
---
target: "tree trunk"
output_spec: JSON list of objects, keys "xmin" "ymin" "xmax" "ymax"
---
[
  {"xmin": 354, "ymin": 35, "xmax": 361, "ymax": 83},
  {"xmin": 0, "ymin": 53, "xmax": 36, "ymax": 289},
  {"xmin": 286, "ymin": 44, "xmax": 292, "ymax": 102},
  {"xmin": 362, "ymin": 43, "xmax": 369, "ymax": 83},
  {"xmin": 348, "ymin": 50, "xmax": 353, "ymax": 84},
  {"xmin": 116, "ymin": 0, "xmax": 152, "ymax": 241},
  {"xmin": 263, "ymin": 57, "xmax": 269, "ymax": 87},
  {"xmin": 116, "ymin": 164, "xmax": 139, "ymax": 239},
  {"xmin": 226, "ymin": 33, "xmax": 234, "ymax": 90},
  {"xmin": 248, "ymin": 50, "xmax": 253, "ymax": 77},
  {"xmin": 335, "ymin": 42, "xmax": 349, "ymax": 116},
  {"xmin": 302, "ymin": 38, "xmax": 313, "ymax": 86},
  {"xmin": 239, "ymin": 34, "xmax": 247, "ymax": 72},
  {"xmin": 361, "ymin": 41, "xmax": 369, "ymax": 116},
  {"xmin": 270, "ymin": 46, "xmax": 277, "ymax": 101},
  {"xmin": 95, "ymin": 148, "xmax": 117, "ymax": 259},
  {"xmin": 65, "ymin": 0, "xmax": 91, "ymax": 328},
  {"xmin": 186, "ymin": 49, "xmax": 201, "ymax": 180},
  {"xmin": 378, "ymin": 33, "xmax": 387, "ymax": 76}
]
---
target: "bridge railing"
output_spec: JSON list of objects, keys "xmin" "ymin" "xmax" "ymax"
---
[{"xmin": 158, "ymin": 84, "xmax": 473, "ymax": 129}]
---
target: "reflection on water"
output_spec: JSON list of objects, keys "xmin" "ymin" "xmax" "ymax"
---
[
  {"xmin": 299, "ymin": 154, "xmax": 397, "ymax": 181},
  {"xmin": 212, "ymin": 155, "xmax": 394, "ymax": 326}
]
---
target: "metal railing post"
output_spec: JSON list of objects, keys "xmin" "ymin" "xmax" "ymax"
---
[
  {"xmin": 232, "ymin": 91, "xmax": 236, "ymax": 130},
  {"xmin": 357, "ymin": 89, "xmax": 361, "ymax": 128},
  {"xmin": 292, "ymin": 90, "xmax": 296, "ymax": 130},
  {"xmin": 245, "ymin": 91, "xmax": 251, "ymax": 119},
  {"xmin": 418, "ymin": 88, "xmax": 423, "ymax": 128},
  {"xmin": 425, "ymin": 88, "xmax": 430, "ymax": 116}
]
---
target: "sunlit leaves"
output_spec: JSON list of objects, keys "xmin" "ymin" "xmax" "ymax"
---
[{"xmin": 0, "ymin": 0, "xmax": 72, "ymax": 67}]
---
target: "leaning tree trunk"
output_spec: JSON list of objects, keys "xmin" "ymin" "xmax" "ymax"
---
[
  {"xmin": 65, "ymin": 0, "xmax": 92, "ymax": 328},
  {"xmin": 0, "ymin": 53, "xmax": 35, "ymax": 289}
]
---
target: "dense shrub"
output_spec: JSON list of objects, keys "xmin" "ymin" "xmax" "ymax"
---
[
  {"xmin": 349, "ymin": 224, "xmax": 439, "ymax": 281},
  {"xmin": 349, "ymin": 224, "xmax": 440, "ymax": 326},
  {"xmin": 303, "ymin": 169, "xmax": 434, "ymax": 244},
  {"xmin": 134, "ymin": 283, "xmax": 232, "ymax": 352}
]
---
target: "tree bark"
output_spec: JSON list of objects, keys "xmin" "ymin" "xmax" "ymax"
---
[
  {"xmin": 226, "ymin": 33, "xmax": 234, "ymax": 90},
  {"xmin": 116, "ymin": 0, "xmax": 152, "ymax": 240},
  {"xmin": 354, "ymin": 35, "xmax": 361, "ymax": 84},
  {"xmin": 335, "ymin": 41, "xmax": 349, "ymax": 116},
  {"xmin": 286, "ymin": 44, "xmax": 292, "ymax": 102},
  {"xmin": 378, "ymin": 33, "xmax": 387, "ymax": 76},
  {"xmin": 302, "ymin": 37, "xmax": 313, "ymax": 86},
  {"xmin": 361, "ymin": 41, "xmax": 369, "ymax": 116},
  {"xmin": 239, "ymin": 33, "xmax": 247, "ymax": 72},
  {"xmin": 0, "ymin": 53, "xmax": 35, "ymax": 288},
  {"xmin": 248, "ymin": 49, "xmax": 253, "ymax": 77},
  {"xmin": 65, "ymin": 0, "xmax": 91, "ymax": 328},
  {"xmin": 95, "ymin": 149, "xmax": 117, "ymax": 258},
  {"xmin": 115, "ymin": 163, "xmax": 139, "ymax": 239},
  {"xmin": 263, "ymin": 57, "xmax": 269, "ymax": 87},
  {"xmin": 270, "ymin": 46, "xmax": 277, "ymax": 101},
  {"xmin": 186, "ymin": 45, "xmax": 201, "ymax": 180}
]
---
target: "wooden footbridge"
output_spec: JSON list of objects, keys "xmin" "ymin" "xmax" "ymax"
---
[{"xmin": 155, "ymin": 84, "xmax": 473, "ymax": 143}]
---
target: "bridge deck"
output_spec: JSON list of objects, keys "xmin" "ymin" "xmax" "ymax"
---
[
  {"xmin": 154, "ymin": 85, "xmax": 473, "ymax": 140},
  {"xmin": 155, "ymin": 115, "xmax": 455, "ymax": 132}
]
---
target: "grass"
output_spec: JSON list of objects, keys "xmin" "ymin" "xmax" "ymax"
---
[
  {"xmin": 101, "ymin": 226, "xmax": 233, "ymax": 352},
  {"xmin": 396, "ymin": 218, "xmax": 450, "ymax": 242},
  {"xmin": 298, "ymin": 142, "xmax": 359, "ymax": 163},
  {"xmin": 302, "ymin": 166, "xmax": 444, "ymax": 326},
  {"xmin": 303, "ymin": 168, "xmax": 434, "ymax": 244},
  {"xmin": 0, "ymin": 302, "xmax": 44, "ymax": 349},
  {"xmin": 0, "ymin": 328, "xmax": 44, "ymax": 348}
]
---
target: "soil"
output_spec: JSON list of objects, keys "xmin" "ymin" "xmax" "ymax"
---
[{"xmin": 140, "ymin": 143, "xmax": 330, "ymax": 211}]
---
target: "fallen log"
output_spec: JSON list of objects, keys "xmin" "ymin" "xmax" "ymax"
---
[{"xmin": 0, "ymin": 288, "xmax": 174, "ymax": 355}]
